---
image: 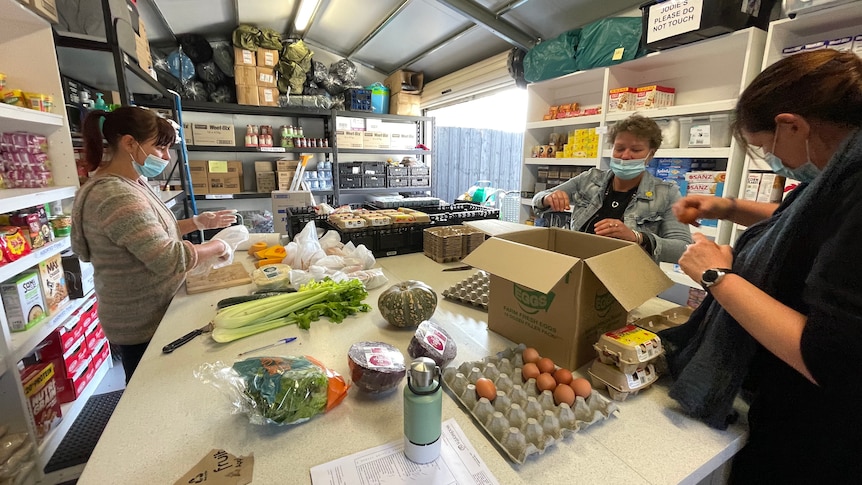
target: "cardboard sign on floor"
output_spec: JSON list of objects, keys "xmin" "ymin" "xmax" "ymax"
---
[{"xmin": 463, "ymin": 228, "xmax": 672, "ymax": 371}]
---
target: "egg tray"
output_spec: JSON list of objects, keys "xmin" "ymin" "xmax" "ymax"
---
[
  {"xmin": 442, "ymin": 270, "xmax": 489, "ymax": 310},
  {"xmin": 442, "ymin": 344, "xmax": 619, "ymax": 464}
]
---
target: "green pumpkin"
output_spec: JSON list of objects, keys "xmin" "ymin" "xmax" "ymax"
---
[{"xmin": 378, "ymin": 280, "xmax": 437, "ymax": 328}]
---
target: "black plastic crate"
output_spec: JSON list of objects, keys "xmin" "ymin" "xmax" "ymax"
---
[
  {"xmin": 388, "ymin": 176, "xmax": 409, "ymax": 187},
  {"xmin": 387, "ymin": 166, "xmax": 409, "ymax": 177},
  {"xmin": 409, "ymin": 166, "xmax": 430, "ymax": 176},
  {"xmin": 338, "ymin": 161, "xmax": 363, "ymax": 175},
  {"xmin": 345, "ymin": 88, "xmax": 372, "ymax": 112},
  {"xmin": 363, "ymin": 175, "xmax": 386, "ymax": 188},
  {"xmin": 361, "ymin": 162, "xmax": 387, "ymax": 175},
  {"xmin": 409, "ymin": 176, "xmax": 430, "ymax": 187},
  {"xmin": 286, "ymin": 207, "xmax": 327, "ymax": 239},
  {"xmin": 339, "ymin": 175, "xmax": 363, "ymax": 189}
]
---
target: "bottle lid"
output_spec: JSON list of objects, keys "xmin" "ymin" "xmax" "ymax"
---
[{"xmin": 408, "ymin": 357, "xmax": 438, "ymax": 388}]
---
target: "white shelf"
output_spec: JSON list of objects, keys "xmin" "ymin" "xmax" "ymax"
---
[
  {"xmin": 661, "ymin": 262, "xmax": 701, "ymax": 289},
  {"xmin": 600, "ymin": 147, "xmax": 732, "ymax": 159},
  {"xmin": 605, "ymin": 99, "xmax": 737, "ymax": 122},
  {"xmin": 0, "ymin": 237, "xmax": 71, "ymax": 284},
  {"xmin": 525, "ymin": 157, "xmax": 599, "ymax": 166},
  {"xmin": 0, "ymin": 186, "xmax": 77, "ymax": 215},
  {"xmin": 526, "ymin": 114, "xmax": 603, "ymax": 129},
  {"xmin": 9, "ymin": 290, "xmax": 95, "ymax": 363},
  {"xmin": 37, "ymin": 356, "xmax": 111, "ymax": 470},
  {"xmin": 0, "ymin": 103, "xmax": 64, "ymax": 132}
]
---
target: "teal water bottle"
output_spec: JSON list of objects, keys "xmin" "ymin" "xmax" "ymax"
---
[{"xmin": 403, "ymin": 357, "xmax": 442, "ymax": 463}]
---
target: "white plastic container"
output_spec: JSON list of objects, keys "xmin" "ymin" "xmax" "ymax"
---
[
  {"xmin": 593, "ymin": 325, "xmax": 663, "ymax": 374},
  {"xmin": 588, "ymin": 360, "xmax": 658, "ymax": 401},
  {"xmin": 655, "ymin": 118, "xmax": 680, "ymax": 149},
  {"xmin": 679, "ymin": 114, "xmax": 731, "ymax": 148}
]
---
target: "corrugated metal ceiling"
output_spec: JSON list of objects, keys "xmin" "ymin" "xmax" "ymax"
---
[{"xmin": 137, "ymin": 0, "xmax": 644, "ymax": 85}]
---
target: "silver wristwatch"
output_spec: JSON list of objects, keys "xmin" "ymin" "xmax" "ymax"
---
[{"xmin": 701, "ymin": 268, "xmax": 732, "ymax": 289}]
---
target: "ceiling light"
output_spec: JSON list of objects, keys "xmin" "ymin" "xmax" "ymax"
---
[{"xmin": 294, "ymin": 0, "xmax": 320, "ymax": 31}]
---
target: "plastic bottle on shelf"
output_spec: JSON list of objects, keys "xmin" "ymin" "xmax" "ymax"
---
[
  {"xmin": 245, "ymin": 125, "xmax": 257, "ymax": 147},
  {"xmin": 280, "ymin": 125, "xmax": 290, "ymax": 147},
  {"xmin": 298, "ymin": 126, "xmax": 304, "ymax": 138},
  {"xmin": 92, "ymin": 93, "xmax": 108, "ymax": 111}
]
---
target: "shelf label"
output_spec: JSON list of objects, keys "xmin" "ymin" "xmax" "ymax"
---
[
  {"xmin": 259, "ymin": 147, "xmax": 286, "ymax": 153},
  {"xmin": 646, "ymin": 0, "xmax": 703, "ymax": 44},
  {"xmin": 205, "ymin": 194, "xmax": 235, "ymax": 200}
]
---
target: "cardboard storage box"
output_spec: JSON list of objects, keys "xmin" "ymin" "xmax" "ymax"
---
[
  {"xmin": 191, "ymin": 123, "xmax": 235, "ymax": 147},
  {"xmin": 390, "ymin": 92, "xmax": 421, "ymax": 116},
  {"xmin": 463, "ymin": 228, "xmax": 671, "ymax": 371},
  {"xmin": 384, "ymin": 70, "xmax": 424, "ymax": 95},
  {"xmin": 206, "ymin": 160, "xmax": 244, "ymax": 194},
  {"xmin": 255, "ymin": 67, "xmax": 277, "ymax": 87},
  {"xmin": 335, "ymin": 130, "xmax": 363, "ymax": 148},
  {"xmin": 258, "ymin": 86, "xmax": 278, "ymax": 107},
  {"xmin": 234, "ymin": 47, "xmax": 255, "ymax": 66},
  {"xmin": 236, "ymin": 84, "xmax": 259, "ymax": 106},
  {"xmin": 20, "ymin": 0, "xmax": 58, "ymax": 23},
  {"xmin": 362, "ymin": 132, "xmax": 390, "ymax": 149},
  {"xmin": 272, "ymin": 191, "xmax": 316, "ymax": 233},
  {"xmin": 188, "ymin": 160, "xmax": 209, "ymax": 195},
  {"xmin": 256, "ymin": 171, "xmax": 276, "ymax": 193},
  {"xmin": 234, "ymin": 66, "xmax": 257, "ymax": 86},
  {"xmin": 256, "ymin": 48, "xmax": 279, "ymax": 67}
]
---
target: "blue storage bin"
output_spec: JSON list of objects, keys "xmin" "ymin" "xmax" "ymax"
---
[{"xmin": 367, "ymin": 82, "xmax": 390, "ymax": 114}]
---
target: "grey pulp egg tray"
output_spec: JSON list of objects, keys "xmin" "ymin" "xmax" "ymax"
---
[
  {"xmin": 442, "ymin": 343, "xmax": 619, "ymax": 464},
  {"xmin": 442, "ymin": 270, "xmax": 489, "ymax": 310}
]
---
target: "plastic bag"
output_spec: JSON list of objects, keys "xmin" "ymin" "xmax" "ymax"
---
[
  {"xmin": 575, "ymin": 17, "xmax": 647, "ymax": 71},
  {"xmin": 0, "ymin": 433, "xmax": 26, "ymax": 466},
  {"xmin": 283, "ymin": 220, "xmax": 325, "ymax": 270},
  {"xmin": 524, "ymin": 29, "xmax": 580, "ymax": 83},
  {"xmin": 178, "ymin": 34, "xmax": 213, "ymax": 63},
  {"xmin": 211, "ymin": 41, "xmax": 235, "ymax": 78},
  {"xmin": 0, "ymin": 440, "xmax": 33, "ymax": 478},
  {"xmin": 166, "ymin": 50, "xmax": 196, "ymax": 83},
  {"xmin": 347, "ymin": 268, "xmax": 388, "ymax": 290},
  {"xmin": 212, "ymin": 225, "xmax": 250, "ymax": 269},
  {"xmin": 195, "ymin": 60, "xmax": 225, "ymax": 83},
  {"xmin": 196, "ymin": 355, "xmax": 348, "ymax": 426}
]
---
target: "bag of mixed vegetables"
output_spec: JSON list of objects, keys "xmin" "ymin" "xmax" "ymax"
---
[{"xmin": 196, "ymin": 355, "xmax": 348, "ymax": 425}]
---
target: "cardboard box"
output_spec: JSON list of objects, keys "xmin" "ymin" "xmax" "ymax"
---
[
  {"xmin": 276, "ymin": 159, "xmax": 299, "ymax": 172},
  {"xmin": 756, "ymin": 173, "xmax": 785, "ymax": 203},
  {"xmin": 635, "ymin": 85, "xmax": 675, "ymax": 110},
  {"xmin": 188, "ymin": 160, "xmax": 210, "ymax": 195},
  {"xmin": 234, "ymin": 66, "xmax": 258, "ymax": 87},
  {"xmin": 258, "ymin": 86, "xmax": 278, "ymax": 107},
  {"xmin": 207, "ymin": 160, "xmax": 244, "ymax": 194},
  {"xmin": 462, "ymin": 228, "xmax": 671, "ymax": 370},
  {"xmin": 384, "ymin": 70, "xmax": 424, "ymax": 95},
  {"xmin": 256, "ymin": 48, "xmax": 279, "ymax": 67},
  {"xmin": 272, "ymin": 191, "xmax": 316, "ymax": 233},
  {"xmin": 38, "ymin": 253, "xmax": 69, "ymax": 315},
  {"xmin": 54, "ymin": 354, "xmax": 96, "ymax": 404},
  {"xmin": 256, "ymin": 171, "xmax": 276, "ymax": 193},
  {"xmin": 42, "ymin": 333, "xmax": 89, "ymax": 378},
  {"xmin": 21, "ymin": 362, "xmax": 61, "ymax": 440},
  {"xmin": 2, "ymin": 271, "xmax": 47, "ymax": 332},
  {"xmin": 182, "ymin": 122, "xmax": 194, "ymax": 145},
  {"xmin": 20, "ymin": 0, "xmax": 58, "ymax": 23},
  {"xmin": 335, "ymin": 130, "xmax": 363, "ymax": 148},
  {"xmin": 390, "ymin": 92, "xmax": 421, "ymax": 116},
  {"xmin": 608, "ymin": 87, "xmax": 636, "ymax": 112},
  {"xmin": 255, "ymin": 67, "xmax": 277, "ymax": 87},
  {"xmin": 254, "ymin": 161, "xmax": 274, "ymax": 173},
  {"xmin": 362, "ymin": 132, "xmax": 391, "ymax": 149},
  {"xmin": 277, "ymin": 171, "xmax": 298, "ymax": 191},
  {"xmin": 743, "ymin": 173, "xmax": 762, "ymax": 201},
  {"xmin": 236, "ymin": 84, "xmax": 259, "ymax": 106},
  {"xmin": 234, "ymin": 47, "xmax": 256, "ymax": 66},
  {"xmin": 191, "ymin": 123, "xmax": 236, "ymax": 147}
]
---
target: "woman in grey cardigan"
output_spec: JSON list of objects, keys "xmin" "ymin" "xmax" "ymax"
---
[{"xmin": 532, "ymin": 114, "xmax": 692, "ymax": 263}]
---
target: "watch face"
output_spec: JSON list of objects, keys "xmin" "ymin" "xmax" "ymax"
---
[{"xmin": 703, "ymin": 269, "xmax": 719, "ymax": 283}]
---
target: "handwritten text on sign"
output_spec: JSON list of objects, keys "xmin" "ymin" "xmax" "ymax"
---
[{"xmin": 646, "ymin": 0, "xmax": 703, "ymax": 44}]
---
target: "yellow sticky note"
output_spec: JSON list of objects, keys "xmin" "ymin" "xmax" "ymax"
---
[
  {"xmin": 612, "ymin": 47, "xmax": 625, "ymax": 61},
  {"xmin": 208, "ymin": 160, "xmax": 228, "ymax": 173}
]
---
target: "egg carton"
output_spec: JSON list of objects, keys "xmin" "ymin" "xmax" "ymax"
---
[
  {"xmin": 442, "ymin": 270, "xmax": 489, "ymax": 310},
  {"xmin": 442, "ymin": 344, "xmax": 618, "ymax": 464}
]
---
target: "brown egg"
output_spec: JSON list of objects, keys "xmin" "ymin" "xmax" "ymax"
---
[
  {"xmin": 536, "ymin": 357, "xmax": 556, "ymax": 374},
  {"xmin": 536, "ymin": 373, "xmax": 557, "ymax": 392},
  {"xmin": 676, "ymin": 206, "xmax": 700, "ymax": 225},
  {"xmin": 521, "ymin": 362, "xmax": 540, "ymax": 381},
  {"xmin": 570, "ymin": 377, "xmax": 592, "ymax": 399},
  {"xmin": 475, "ymin": 378, "xmax": 497, "ymax": 401},
  {"xmin": 553, "ymin": 368, "xmax": 573, "ymax": 385},
  {"xmin": 553, "ymin": 383, "xmax": 575, "ymax": 406},
  {"xmin": 522, "ymin": 347, "xmax": 540, "ymax": 364}
]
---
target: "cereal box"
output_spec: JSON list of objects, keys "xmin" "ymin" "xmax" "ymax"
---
[
  {"xmin": 608, "ymin": 87, "xmax": 636, "ymax": 113},
  {"xmin": 21, "ymin": 362, "xmax": 62, "ymax": 440},
  {"xmin": 635, "ymin": 85, "xmax": 675, "ymax": 110},
  {"xmin": 39, "ymin": 253, "xmax": 69, "ymax": 315},
  {"xmin": 1, "ymin": 271, "xmax": 47, "ymax": 332}
]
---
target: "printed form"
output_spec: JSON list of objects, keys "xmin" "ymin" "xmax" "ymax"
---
[{"xmin": 310, "ymin": 418, "xmax": 499, "ymax": 485}]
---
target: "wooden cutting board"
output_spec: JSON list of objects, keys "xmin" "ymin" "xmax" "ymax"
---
[{"xmin": 185, "ymin": 262, "xmax": 252, "ymax": 294}]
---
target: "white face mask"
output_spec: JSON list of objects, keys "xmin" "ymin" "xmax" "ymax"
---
[{"xmin": 764, "ymin": 130, "xmax": 820, "ymax": 183}]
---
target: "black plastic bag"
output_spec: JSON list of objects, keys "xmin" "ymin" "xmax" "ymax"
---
[
  {"xmin": 507, "ymin": 47, "xmax": 528, "ymax": 88},
  {"xmin": 209, "ymin": 84, "xmax": 235, "ymax": 104},
  {"xmin": 154, "ymin": 67, "xmax": 184, "ymax": 93},
  {"xmin": 211, "ymin": 42, "xmax": 235, "ymax": 77},
  {"xmin": 523, "ymin": 29, "xmax": 580, "ymax": 83},
  {"xmin": 329, "ymin": 59, "xmax": 357, "ymax": 83},
  {"xmin": 196, "ymin": 60, "xmax": 225, "ymax": 83},
  {"xmin": 183, "ymin": 80, "xmax": 208, "ymax": 101},
  {"xmin": 179, "ymin": 34, "xmax": 213, "ymax": 64}
]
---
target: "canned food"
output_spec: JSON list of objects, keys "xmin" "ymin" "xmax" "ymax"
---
[{"xmin": 49, "ymin": 215, "xmax": 72, "ymax": 237}]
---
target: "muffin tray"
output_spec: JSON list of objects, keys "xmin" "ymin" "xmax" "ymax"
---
[
  {"xmin": 442, "ymin": 344, "xmax": 619, "ymax": 464},
  {"xmin": 442, "ymin": 270, "xmax": 489, "ymax": 310}
]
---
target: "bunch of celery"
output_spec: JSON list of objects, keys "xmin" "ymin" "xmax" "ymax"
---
[{"xmin": 211, "ymin": 278, "xmax": 371, "ymax": 343}]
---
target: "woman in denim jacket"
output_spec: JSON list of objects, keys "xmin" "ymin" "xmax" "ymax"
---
[{"xmin": 532, "ymin": 114, "xmax": 692, "ymax": 263}]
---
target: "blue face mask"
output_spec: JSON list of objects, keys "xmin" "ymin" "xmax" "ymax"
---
[
  {"xmin": 610, "ymin": 156, "xmax": 648, "ymax": 180},
  {"xmin": 133, "ymin": 145, "xmax": 169, "ymax": 178},
  {"xmin": 765, "ymin": 133, "xmax": 820, "ymax": 183}
]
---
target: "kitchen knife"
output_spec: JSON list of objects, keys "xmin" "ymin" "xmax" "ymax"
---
[{"xmin": 162, "ymin": 322, "xmax": 213, "ymax": 354}]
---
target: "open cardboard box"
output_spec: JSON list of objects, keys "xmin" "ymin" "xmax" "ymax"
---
[{"xmin": 463, "ymin": 228, "xmax": 672, "ymax": 371}]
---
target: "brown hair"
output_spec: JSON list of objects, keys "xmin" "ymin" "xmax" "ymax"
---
[
  {"xmin": 608, "ymin": 114, "xmax": 663, "ymax": 150},
  {"xmin": 733, "ymin": 49, "xmax": 862, "ymax": 149},
  {"xmin": 81, "ymin": 106, "xmax": 175, "ymax": 172}
]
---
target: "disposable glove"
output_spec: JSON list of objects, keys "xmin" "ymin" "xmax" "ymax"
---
[
  {"xmin": 188, "ymin": 239, "xmax": 232, "ymax": 277},
  {"xmin": 212, "ymin": 225, "xmax": 250, "ymax": 269},
  {"xmin": 193, "ymin": 210, "xmax": 237, "ymax": 231}
]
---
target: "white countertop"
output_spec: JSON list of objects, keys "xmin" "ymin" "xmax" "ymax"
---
[{"xmin": 77, "ymin": 253, "xmax": 748, "ymax": 485}]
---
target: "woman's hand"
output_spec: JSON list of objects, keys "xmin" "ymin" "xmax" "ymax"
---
[
  {"xmin": 542, "ymin": 190, "xmax": 571, "ymax": 211},
  {"xmin": 678, "ymin": 233, "xmax": 734, "ymax": 282},
  {"xmin": 594, "ymin": 218, "xmax": 638, "ymax": 242},
  {"xmin": 193, "ymin": 210, "xmax": 238, "ymax": 231},
  {"xmin": 672, "ymin": 195, "xmax": 734, "ymax": 225}
]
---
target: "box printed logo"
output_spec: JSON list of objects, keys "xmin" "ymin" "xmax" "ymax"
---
[
  {"xmin": 513, "ymin": 284, "xmax": 555, "ymax": 314},
  {"xmin": 595, "ymin": 290, "xmax": 616, "ymax": 317}
]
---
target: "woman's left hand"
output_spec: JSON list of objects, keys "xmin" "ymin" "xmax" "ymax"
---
[
  {"xmin": 594, "ymin": 218, "xmax": 637, "ymax": 242},
  {"xmin": 678, "ymin": 233, "xmax": 734, "ymax": 282}
]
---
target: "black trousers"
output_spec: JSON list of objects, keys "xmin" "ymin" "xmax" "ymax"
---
[{"xmin": 117, "ymin": 341, "xmax": 149, "ymax": 384}]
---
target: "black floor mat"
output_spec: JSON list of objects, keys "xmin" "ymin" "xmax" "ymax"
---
[{"xmin": 44, "ymin": 390, "xmax": 124, "ymax": 473}]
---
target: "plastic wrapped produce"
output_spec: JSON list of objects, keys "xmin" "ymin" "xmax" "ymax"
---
[
  {"xmin": 178, "ymin": 33, "xmax": 213, "ymax": 63},
  {"xmin": 196, "ymin": 355, "xmax": 349, "ymax": 426},
  {"xmin": 196, "ymin": 60, "xmax": 225, "ymax": 83},
  {"xmin": 211, "ymin": 41, "xmax": 235, "ymax": 77},
  {"xmin": 348, "ymin": 341, "xmax": 406, "ymax": 394},
  {"xmin": 166, "ymin": 50, "xmax": 196, "ymax": 83},
  {"xmin": 408, "ymin": 321, "xmax": 458, "ymax": 368}
]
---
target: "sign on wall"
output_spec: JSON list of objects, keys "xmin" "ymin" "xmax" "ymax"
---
[{"xmin": 646, "ymin": 0, "xmax": 704, "ymax": 44}]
